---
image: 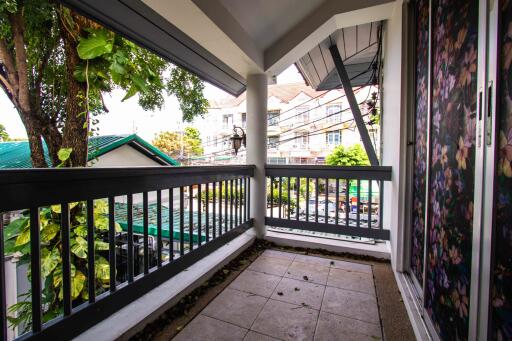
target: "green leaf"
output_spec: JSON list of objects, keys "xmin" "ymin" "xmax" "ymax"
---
[
  {"xmin": 131, "ymin": 74, "xmax": 148, "ymax": 93},
  {"xmin": 94, "ymin": 240, "xmax": 109, "ymax": 250},
  {"xmin": 54, "ymin": 264, "xmax": 76, "ymax": 288},
  {"xmin": 95, "ymin": 256, "xmax": 110, "ymax": 285},
  {"xmin": 71, "ymin": 236, "xmax": 88, "ymax": 259},
  {"xmin": 41, "ymin": 248, "xmax": 60, "ymax": 277},
  {"xmin": 4, "ymin": 216, "xmax": 29, "ymax": 241},
  {"xmin": 77, "ymin": 30, "xmax": 113, "ymax": 60},
  {"xmin": 15, "ymin": 228, "xmax": 30, "ymax": 247},
  {"xmin": 74, "ymin": 224, "xmax": 88, "ymax": 237},
  {"xmin": 57, "ymin": 148, "xmax": 73, "ymax": 162},
  {"xmin": 71, "ymin": 271, "xmax": 86, "ymax": 299},
  {"xmin": 41, "ymin": 223, "xmax": 60, "ymax": 242},
  {"xmin": 121, "ymin": 85, "xmax": 138, "ymax": 102}
]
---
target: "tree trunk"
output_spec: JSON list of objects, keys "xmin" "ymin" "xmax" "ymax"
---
[
  {"xmin": 59, "ymin": 13, "xmax": 89, "ymax": 167},
  {"xmin": 18, "ymin": 111, "xmax": 48, "ymax": 168}
]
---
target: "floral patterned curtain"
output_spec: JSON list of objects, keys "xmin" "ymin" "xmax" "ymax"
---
[
  {"xmin": 411, "ymin": 0, "xmax": 429, "ymax": 286},
  {"xmin": 491, "ymin": 1, "xmax": 512, "ymax": 339},
  {"xmin": 423, "ymin": 0, "xmax": 478, "ymax": 339}
]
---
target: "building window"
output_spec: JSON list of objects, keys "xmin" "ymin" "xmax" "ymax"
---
[
  {"xmin": 325, "ymin": 130, "xmax": 341, "ymax": 146},
  {"xmin": 294, "ymin": 132, "xmax": 309, "ymax": 147},
  {"xmin": 268, "ymin": 135, "xmax": 279, "ymax": 148},
  {"xmin": 268, "ymin": 110, "xmax": 280, "ymax": 126},
  {"xmin": 326, "ymin": 104, "xmax": 342, "ymax": 123},
  {"xmin": 295, "ymin": 107, "xmax": 309, "ymax": 123},
  {"xmin": 222, "ymin": 114, "xmax": 233, "ymax": 129},
  {"xmin": 268, "ymin": 157, "xmax": 287, "ymax": 164},
  {"xmin": 241, "ymin": 113, "xmax": 247, "ymax": 128}
]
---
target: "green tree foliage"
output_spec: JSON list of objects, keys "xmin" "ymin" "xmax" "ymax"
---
[
  {"xmin": 0, "ymin": 0, "xmax": 208, "ymax": 167},
  {"xmin": 325, "ymin": 144, "xmax": 370, "ymax": 166},
  {"xmin": 3, "ymin": 201, "xmax": 121, "ymax": 332},
  {"xmin": 152, "ymin": 127, "xmax": 204, "ymax": 161},
  {"xmin": 0, "ymin": 123, "xmax": 10, "ymax": 141}
]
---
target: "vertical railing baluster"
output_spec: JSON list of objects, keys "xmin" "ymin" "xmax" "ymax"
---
[
  {"xmin": 0, "ymin": 214, "xmax": 6, "ymax": 340},
  {"xmin": 189, "ymin": 185, "xmax": 194, "ymax": 251},
  {"xmin": 61, "ymin": 203, "xmax": 72, "ymax": 316},
  {"xmin": 197, "ymin": 184, "xmax": 202, "ymax": 246},
  {"xmin": 127, "ymin": 195, "xmax": 134, "ymax": 281},
  {"xmin": 379, "ymin": 180, "xmax": 384, "ymax": 230},
  {"xmin": 224, "ymin": 180, "xmax": 228, "ymax": 233},
  {"xmin": 296, "ymin": 177, "xmax": 300, "ymax": 221},
  {"xmin": 368, "ymin": 180, "xmax": 373, "ymax": 229},
  {"xmin": 278, "ymin": 177, "xmax": 282, "ymax": 219},
  {"xmin": 239, "ymin": 178, "xmax": 243, "ymax": 224},
  {"xmin": 213, "ymin": 182, "xmax": 217, "ymax": 238},
  {"xmin": 234, "ymin": 179, "xmax": 238, "ymax": 226},
  {"xmin": 157, "ymin": 190, "xmax": 162, "ymax": 267},
  {"xmin": 206, "ymin": 183, "xmax": 210, "ymax": 242},
  {"xmin": 270, "ymin": 177, "xmax": 274, "ymax": 219},
  {"xmin": 243, "ymin": 178, "xmax": 247, "ymax": 222},
  {"xmin": 287, "ymin": 177, "xmax": 291, "ymax": 220},
  {"xmin": 87, "ymin": 200, "xmax": 96, "ymax": 301},
  {"xmin": 169, "ymin": 189, "xmax": 174, "ymax": 261},
  {"xmin": 219, "ymin": 181, "xmax": 223, "ymax": 236},
  {"xmin": 315, "ymin": 178, "xmax": 319, "ymax": 223},
  {"xmin": 335, "ymin": 179, "xmax": 340, "ymax": 225},
  {"xmin": 30, "ymin": 207, "xmax": 42, "ymax": 332},
  {"xmin": 143, "ymin": 192, "xmax": 149, "ymax": 274},
  {"xmin": 325, "ymin": 179, "xmax": 329, "ymax": 223},
  {"xmin": 305, "ymin": 178, "xmax": 310, "ymax": 222},
  {"xmin": 345, "ymin": 180, "xmax": 350, "ymax": 227},
  {"xmin": 356, "ymin": 180, "xmax": 361, "ymax": 228},
  {"xmin": 248, "ymin": 178, "xmax": 251, "ymax": 219},
  {"xmin": 180, "ymin": 187, "xmax": 185, "ymax": 256},
  {"xmin": 108, "ymin": 197, "xmax": 117, "ymax": 291},
  {"xmin": 230, "ymin": 179, "xmax": 234, "ymax": 230}
]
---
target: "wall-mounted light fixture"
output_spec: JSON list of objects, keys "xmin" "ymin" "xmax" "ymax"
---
[{"xmin": 230, "ymin": 125, "xmax": 246, "ymax": 155}]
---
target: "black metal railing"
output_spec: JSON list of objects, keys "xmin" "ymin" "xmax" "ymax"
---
[
  {"xmin": 0, "ymin": 165, "xmax": 254, "ymax": 340},
  {"xmin": 265, "ymin": 165, "xmax": 391, "ymax": 240}
]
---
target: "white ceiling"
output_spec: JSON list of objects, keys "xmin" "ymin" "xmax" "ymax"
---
[{"xmin": 218, "ymin": 0, "xmax": 326, "ymax": 50}]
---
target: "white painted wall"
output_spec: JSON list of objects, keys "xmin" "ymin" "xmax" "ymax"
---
[
  {"xmin": 381, "ymin": 0, "xmax": 407, "ymax": 271},
  {"xmin": 88, "ymin": 145, "xmax": 162, "ymax": 168}
]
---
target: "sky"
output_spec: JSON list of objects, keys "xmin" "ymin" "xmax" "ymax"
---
[{"xmin": 0, "ymin": 65, "xmax": 304, "ymax": 142}]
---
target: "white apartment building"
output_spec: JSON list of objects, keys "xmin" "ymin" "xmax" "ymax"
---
[{"xmin": 194, "ymin": 82, "xmax": 379, "ymax": 165}]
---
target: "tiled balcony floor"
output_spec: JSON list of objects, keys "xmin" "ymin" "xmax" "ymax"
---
[{"xmin": 172, "ymin": 250, "xmax": 383, "ymax": 341}]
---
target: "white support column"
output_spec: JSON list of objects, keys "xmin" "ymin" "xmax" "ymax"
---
[{"xmin": 246, "ymin": 74, "xmax": 268, "ymax": 238}]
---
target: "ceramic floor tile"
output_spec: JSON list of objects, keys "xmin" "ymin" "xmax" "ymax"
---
[
  {"xmin": 248, "ymin": 256, "xmax": 292, "ymax": 276},
  {"xmin": 294, "ymin": 254, "xmax": 333, "ymax": 267},
  {"xmin": 201, "ymin": 288, "xmax": 267, "ymax": 328},
  {"xmin": 270, "ymin": 277, "xmax": 325, "ymax": 310},
  {"xmin": 172, "ymin": 314, "xmax": 247, "ymax": 341},
  {"xmin": 243, "ymin": 331, "xmax": 281, "ymax": 341},
  {"xmin": 262, "ymin": 249, "xmax": 297, "ymax": 261},
  {"xmin": 329, "ymin": 260, "xmax": 372, "ymax": 274},
  {"xmin": 314, "ymin": 311, "xmax": 382, "ymax": 341},
  {"xmin": 321, "ymin": 286, "xmax": 379, "ymax": 324},
  {"xmin": 229, "ymin": 270, "xmax": 282, "ymax": 297},
  {"xmin": 284, "ymin": 261, "xmax": 330, "ymax": 285},
  {"xmin": 251, "ymin": 299, "xmax": 319, "ymax": 341},
  {"xmin": 327, "ymin": 268, "xmax": 376, "ymax": 296}
]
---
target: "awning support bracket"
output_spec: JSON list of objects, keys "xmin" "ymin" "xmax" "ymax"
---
[{"xmin": 329, "ymin": 44, "xmax": 379, "ymax": 166}]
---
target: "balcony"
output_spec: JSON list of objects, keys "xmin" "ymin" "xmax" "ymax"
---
[{"xmin": 0, "ymin": 0, "xmax": 499, "ymax": 340}]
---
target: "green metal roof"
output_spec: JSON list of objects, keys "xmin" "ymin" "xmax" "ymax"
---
[
  {"xmin": 114, "ymin": 202, "xmax": 231, "ymax": 242},
  {"xmin": 0, "ymin": 134, "xmax": 179, "ymax": 168}
]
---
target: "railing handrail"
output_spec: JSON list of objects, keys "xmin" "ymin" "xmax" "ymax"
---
[
  {"xmin": 0, "ymin": 165, "xmax": 255, "ymax": 212},
  {"xmin": 265, "ymin": 164, "xmax": 392, "ymax": 181}
]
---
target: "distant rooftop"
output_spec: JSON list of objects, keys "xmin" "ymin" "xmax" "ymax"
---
[{"xmin": 0, "ymin": 134, "xmax": 179, "ymax": 168}]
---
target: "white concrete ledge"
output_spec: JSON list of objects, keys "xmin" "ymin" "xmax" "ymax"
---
[
  {"xmin": 74, "ymin": 228, "xmax": 257, "ymax": 341},
  {"xmin": 264, "ymin": 229, "xmax": 390, "ymax": 260}
]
